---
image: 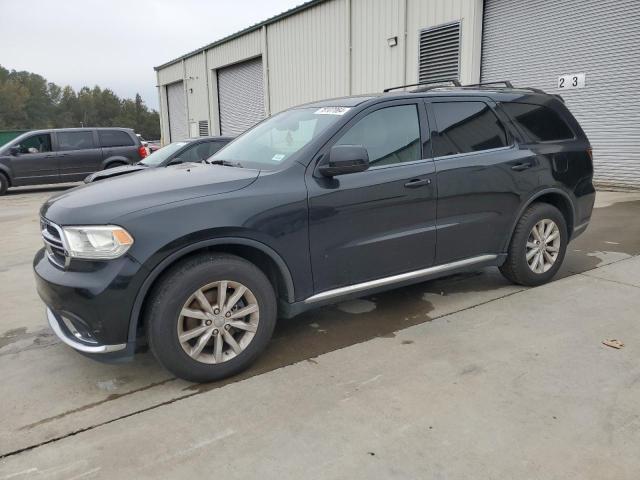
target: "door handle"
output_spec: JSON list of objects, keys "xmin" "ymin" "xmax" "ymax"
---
[
  {"xmin": 404, "ymin": 178, "xmax": 431, "ymax": 188},
  {"xmin": 511, "ymin": 162, "xmax": 532, "ymax": 171}
]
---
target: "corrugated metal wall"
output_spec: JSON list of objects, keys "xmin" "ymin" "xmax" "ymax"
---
[
  {"xmin": 267, "ymin": 0, "xmax": 349, "ymax": 113},
  {"xmin": 350, "ymin": 0, "xmax": 405, "ymax": 93},
  {"xmin": 482, "ymin": 0, "xmax": 640, "ymax": 189},
  {"xmin": 405, "ymin": 0, "xmax": 483, "ymax": 85},
  {"xmin": 184, "ymin": 53, "xmax": 209, "ymax": 134},
  {"xmin": 156, "ymin": 0, "xmax": 483, "ymax": 140}
]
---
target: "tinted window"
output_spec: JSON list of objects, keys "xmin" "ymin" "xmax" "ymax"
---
[
  {"xmin": 336, "ymin": 105, "xmax": 421, "ymax": 166},
  {"xmin": 99, "ymin": 130, "xmax": 134, "ymax": 147},
  {"xmin": 17, "ymin": 134, "xmax": 52, "ymax": 154},
  {"xmin": 182, "ymin": 141, "xmax": 225, "ymax": 162},
  {"xmin": 57, "ymin": 131, "xmax": 94, "ymax": 151},
  {"xmin": 432, "ymin": 101, "xmax": 508, "ymax": 157},
  {"xmin": 501, "ymin": 102, "xmax": 574, "ymax": 142}
]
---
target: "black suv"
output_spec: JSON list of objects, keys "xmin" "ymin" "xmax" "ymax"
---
[
  {"xmin": 34, "ymin": 83, "xmax": 595, "ymax": 382},
  {"xmin": 84, "ymin": 136, "xmax": 233, "ymax": 183},
  {"xmin": 0, "ymin": 128, "xmax": 145, "ymax": 194}
]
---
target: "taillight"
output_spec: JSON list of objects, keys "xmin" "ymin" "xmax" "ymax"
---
[
  {"xmin": 138, "ymin": 145, "xmax": 148, "ymax": 159},
  {"xmin": 586, "ymin": 148, "xmax": 593, "ymax": 161}
]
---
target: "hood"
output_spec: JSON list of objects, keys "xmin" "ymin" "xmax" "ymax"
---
[
  {"xmin": 42, "ymin": 162, "xmax": 259, "ymax": 225},
  {"xmin": 84, "ymin": 164, "xmax": 147, "ymax": 183}
]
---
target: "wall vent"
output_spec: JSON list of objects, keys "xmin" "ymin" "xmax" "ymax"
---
[
  {"xmin": 418, "ymin": 22, "xmax": 461, "ymax": 84},
  {"xmin": 198, "ymin": 120, "xmax": 209, "ymax": 136}
]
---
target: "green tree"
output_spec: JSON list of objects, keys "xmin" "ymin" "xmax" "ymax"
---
[{"xmin": 0, "ymin": 64, "xmax": 160, "ymax": 138}]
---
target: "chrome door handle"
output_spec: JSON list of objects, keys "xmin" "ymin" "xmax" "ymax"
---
[
  {"xmin": 511, "ymin": 162, "xmax": 532, "ymax": 171},
  {"xmin": 404, "ymin": 178, "xmax": 431, "ymax": 188}
]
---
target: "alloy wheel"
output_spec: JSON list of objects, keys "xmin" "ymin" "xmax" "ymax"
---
[
  {"xmin": 526, "ymin": 219, "xmax": 561, "ymax": 274},
  {"xmin": 177, "ymin": 280, "xmax": 259, "ymax": 364}
]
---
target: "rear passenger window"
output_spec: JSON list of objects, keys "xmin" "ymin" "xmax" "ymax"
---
[
  {"xmin": 99, "ymin": 130, "xmax": 134, "ymax": 147},
  {"xmin": 501, "ymin": 102, "xmax": 574, "ymax": 142},
  {"xmin": 57, "ymin": 131, "xmax": 94, "ymax": 151},
  {"xmin": 336, "ymin": 105, "xmax": 421, "ymax": 166},
  {"xmin": 432, "ymin": 101, "xmax": 508, "ymax": 157}
]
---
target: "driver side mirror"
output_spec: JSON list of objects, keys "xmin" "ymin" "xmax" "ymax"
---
[
  {"xmin": 318, "ymin": 145, "xmax": 369, "ymax": 177},
  {"xmin": 9, "ymin": 146, "xmax": 20, "ymax": 156}
]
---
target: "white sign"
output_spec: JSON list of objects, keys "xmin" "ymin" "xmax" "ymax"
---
[
  {"xmin": 557, "ymin": 73, "xmax": 586, "ymax": 90},
  {"xmin": 314, "ymin": 107, "xmax": 351, "ymax": 115}
]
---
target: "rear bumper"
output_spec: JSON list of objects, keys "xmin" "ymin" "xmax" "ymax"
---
[{"xmin": 572, "ymin": 220, "xmax": 590, "ymax": 240}]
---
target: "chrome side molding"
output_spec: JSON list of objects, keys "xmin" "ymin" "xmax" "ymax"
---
[{"xmin": 304, "ymin": 254, "xmax": 498, "ymax": 304}]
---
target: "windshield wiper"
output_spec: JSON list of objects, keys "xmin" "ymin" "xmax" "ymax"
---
[{"xmin": 207, "ymin": 159, "xmax": 243, "ymax": 168}]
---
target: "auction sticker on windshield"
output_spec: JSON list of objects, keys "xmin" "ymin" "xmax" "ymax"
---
[{"xmin": 314, "ymin": 107, "xmax": 351, "ymax": 115}]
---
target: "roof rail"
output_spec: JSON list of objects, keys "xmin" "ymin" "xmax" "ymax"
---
[
  {"xmin": 383, "ymin": 79, "xmax": 461, "ymax": 93},
  {"xmin": 464, "ymin": 80, "xmax": 514, "ymax": 88},
  {"xmin": 460, "ymin": 81, "xmax": 548, "ymax": 95},
  {"xmin": 520, "ymin": 86, "xmax": 546, "ymax": 94}
]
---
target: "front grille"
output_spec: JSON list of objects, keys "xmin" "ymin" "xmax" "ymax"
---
[{"xmin": 41, "ymin": 218, "xmax": 69, "ymax": 268}]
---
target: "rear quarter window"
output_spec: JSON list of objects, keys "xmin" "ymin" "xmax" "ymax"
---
[
  {"xmin": 501, "ymin": 102, "xmax": 574, "ymax": 142},
  {"xmin": 99, "ymin": 130, "xmax": 135, "ymax": 147}
]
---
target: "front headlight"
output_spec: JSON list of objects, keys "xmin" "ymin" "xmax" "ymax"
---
[{"xmin": 62, "ymin": 226, "xmax": 134, "ymax": 260}]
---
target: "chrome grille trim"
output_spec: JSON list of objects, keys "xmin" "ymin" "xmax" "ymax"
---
[{"xmin": 40, "ymin": 218, "xmax": 70, "ymax": 268}]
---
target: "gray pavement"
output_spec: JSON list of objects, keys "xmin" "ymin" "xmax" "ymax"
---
[{"xmin": 1, "ymin": 185, "xmax": 639, "ymax": 479}]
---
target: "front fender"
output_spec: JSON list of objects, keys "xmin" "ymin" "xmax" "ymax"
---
[
  {"xmin": 0, "ymin": 160, "xmax": 13, "ymax": 184},
  {"xmin": 126, "ymin": 236, "xmax": 296, "ymax": 344}
]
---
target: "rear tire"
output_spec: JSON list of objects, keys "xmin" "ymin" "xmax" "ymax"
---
[
  {"xmin": 500, "ymin": 203, "xmax": 568, "ymax": 286},
  {"xmin": 0, "ymin": 173, "xmax": 7, "ymax": 195},
  {"xmin": 105, "ymin": 162, "xmax": 126, "ymax": 169},
  {"xmin": 146, "ymin": 253, "xmax": 277, "ymax": 383}
]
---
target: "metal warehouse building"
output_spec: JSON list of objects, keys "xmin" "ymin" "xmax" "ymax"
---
[{"xmin": 155, "ymin": 0, "xmax": 640, "ymax": 188}]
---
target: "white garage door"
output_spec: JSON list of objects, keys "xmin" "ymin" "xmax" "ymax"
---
[
  {"xmin": 217, "ymin": 57, "xmax": 265, "ymax": 136},
  {"xmin": 482, "ymin": 0, "xmax": 640, "ymax": 189},
  {"xmin": 167, "ymin": 81, "xmax": 187, "ymax": 142}
]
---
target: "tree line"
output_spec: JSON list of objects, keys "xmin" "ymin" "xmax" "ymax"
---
[{"xmin": 0, "ymin": 65, "xmax": 160, "ymax": 139}]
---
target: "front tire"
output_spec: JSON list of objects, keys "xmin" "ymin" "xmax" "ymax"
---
[
  {"xmin": 146, "ymin": 253, "xmax": 277, "ymax": 382},
  {"xmin": 0, "ymin": 173, "xmax": 8, "ymax": 196},
  {"xmin": 500, "ymin": 203, "xmax": 568, "ymax": 286}
]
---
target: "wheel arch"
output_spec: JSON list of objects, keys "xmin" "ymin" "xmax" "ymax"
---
[
  {"xmin": 102, "ymin": 156, "xmax": 131, "ymax": 169},
  {"xmin": 503, "ymin": 188, "xmax": 576, "ymax": 252},
  {"xmin": 127, "ymin": 237, "xmax": 295, "ymax": 343},
  {"xmin": 0, "ymin": 165, "xmax": 12, "ymax": 186}
]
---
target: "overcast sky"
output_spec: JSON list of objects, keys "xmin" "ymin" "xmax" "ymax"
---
[{"xmin": 0, "ymin": 0, "xmax": 303, "ymax": 110}]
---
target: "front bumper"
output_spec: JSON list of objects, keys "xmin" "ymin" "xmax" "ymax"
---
[
  {"xmin": 47, "ymin": 307, "xmax": 127, "ymax": 353},
  {"xmin": 33, "ymin": 248, "xmax": 147, "ymax": 360}
]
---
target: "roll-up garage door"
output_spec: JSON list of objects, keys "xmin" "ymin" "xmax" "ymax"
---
[
  {"xmin": 217, "ymin": 57, "xmax": 265, "ymax": 136},
  {"xmin": 167, "ymin": 81, "xmax": 187, "ymax": 142},
  {"xmin": 481, "ymin": 0, "xmax": 640, "ymax": 189}
]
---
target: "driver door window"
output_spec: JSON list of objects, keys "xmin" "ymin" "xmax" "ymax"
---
[
  {"xmin": 180, "ymin": 142, "xmax": 224, "ymax": 163},
  {"xmin": 335, "ymin": 105, "xmax": 421, "ymax": 167},
  {"xmin": 18, "ymin": 134, "xmax": 52, "ymax": 154}
]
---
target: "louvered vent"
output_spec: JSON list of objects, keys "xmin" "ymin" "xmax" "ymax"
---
[
  {"xmin": 419, "ymin": 22, "xmax": 461, "ymax": 84},
  {"xmin": 198, "ymin": 120, "xmax": 209, "ymax": 137}
]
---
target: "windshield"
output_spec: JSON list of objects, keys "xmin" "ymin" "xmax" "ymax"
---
[
  {"xmin": 210, "ymin": 107, "xmax": 347, "ymax": 169},
  {"xmin": 140, "ymin": 141, "xmax": 187, "ymax": 166}
]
